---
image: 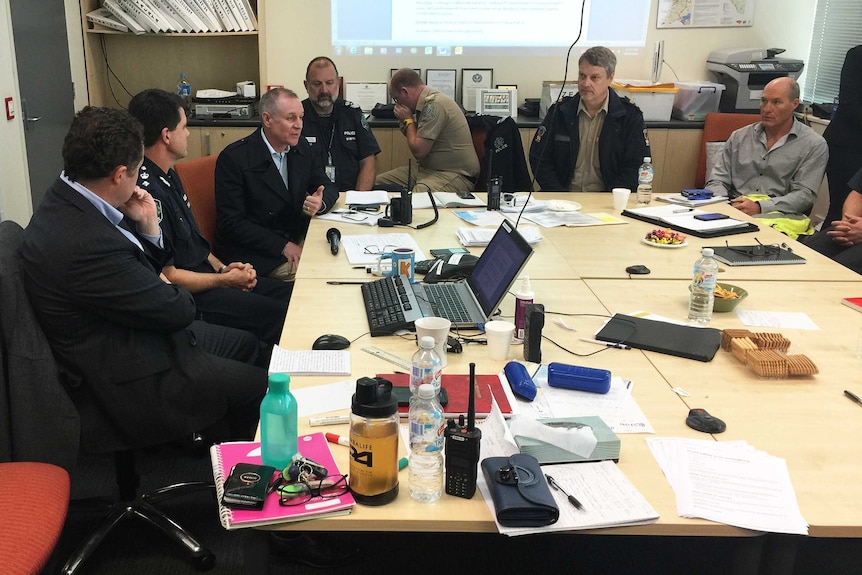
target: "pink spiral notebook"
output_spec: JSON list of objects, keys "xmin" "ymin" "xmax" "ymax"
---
[{"xmin": 210, "ymin": 432, "xmax": 354, "ymax": 530}]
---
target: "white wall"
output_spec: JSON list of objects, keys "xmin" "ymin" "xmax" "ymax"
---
[{"xmin": 261, "ymin": 0, "xmax": 817, "ymax": 100}]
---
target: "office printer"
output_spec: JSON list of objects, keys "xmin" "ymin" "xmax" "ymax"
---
[{"xmin": 706, "ymin": 48, "xmax": 804, "ymax": 113}]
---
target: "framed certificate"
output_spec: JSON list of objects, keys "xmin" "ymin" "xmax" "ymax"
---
[
  {"xmin": 344, "ymin": 83, "xmax": 388, "ymax": 112},
  {"xmin": 426, "ymin": 69, "xmax": 457, "ymax": 102},
  {"xmin": 461, "ymin": 69, "xmax": 493, "ymax": 111}
]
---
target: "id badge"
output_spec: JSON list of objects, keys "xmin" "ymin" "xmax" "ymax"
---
[{"xmin": 325, "ymin": 164, "xmax": 336, "ymax": 182}]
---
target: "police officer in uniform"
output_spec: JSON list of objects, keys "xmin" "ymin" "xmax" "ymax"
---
[
  {"xmin": 129, "ymin": 88, "xmax": 291, "ymax": 345},
  {"xmin": 302, "ymin": 56, "xmax": 381, "ymax": 191}
]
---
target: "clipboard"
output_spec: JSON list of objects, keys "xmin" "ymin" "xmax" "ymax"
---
[
  {"xmin": 595, "ymin": 314, "xmax": 722, "ymax": 362},
  {"xmin": 622, "ymin": 208, "xmax": 759, "ymax": 238}
]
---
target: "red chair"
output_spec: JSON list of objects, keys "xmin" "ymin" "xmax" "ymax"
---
[
  {"xmin": 695, "ymin": 112, "xmax": 759, "ymax": 188},
  {"xmin": 174, "ymin": 154, "xmax": 218, "ymax": 247},
  {"xmin": 0, "ymin": 462, "xmax": 69, "ymax": 575}
]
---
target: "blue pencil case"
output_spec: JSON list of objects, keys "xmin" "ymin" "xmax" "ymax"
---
[{"xmin": 547, "ymin": 363, "xmax": 611, "ymax": 394}]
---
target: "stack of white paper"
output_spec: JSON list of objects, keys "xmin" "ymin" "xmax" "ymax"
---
[
  {"xmin": 268, "ymin": 348, "xmax": 351, "ymax": 376},
  {"xmin": 646, "ymin": 438, "xmax": 808, "ymax": 534},
  {"xmin": 457, "ymin": 226, "xmax": 543, "ymax": 246}
]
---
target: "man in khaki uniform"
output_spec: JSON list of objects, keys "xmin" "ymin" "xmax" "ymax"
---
[{"xmin": 376, "ymin": 68, "xmax": 480, "ymax": 196}]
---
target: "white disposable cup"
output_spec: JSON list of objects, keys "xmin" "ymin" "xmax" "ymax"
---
[
  {"xmin": 414, "ymin": 316, "xmax": 451, "ymax": 367},
  {"xmin": 485, "ymin": 320, "xmax": 516, "ymax": 361},
  {"xmin": 612, "ymin": 188, "xmax": 631, "ymax": 212}
]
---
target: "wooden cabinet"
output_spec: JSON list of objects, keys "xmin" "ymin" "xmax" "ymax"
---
[
  {"xmin": 370, "ymin": 125, "xmax": 701, "ymax": 193},
  {"xmin": 198, "ymin": 126, "xmax": 252, "ymax": 158},
  {"xmin": 78, "ymin": 0, "xmax": 260, "ymax": 110},
  {"xmin": 647, "ymin": 128, "xmax": 703, "ymax": 194}
]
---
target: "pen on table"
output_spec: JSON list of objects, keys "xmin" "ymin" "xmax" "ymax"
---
[
  {"xmin": 309, "ymin": 415, "xmax": 351, "ymax": 426},
  {"xmin": 325, "ymin": 433, "xmax": 350, "ymax": 447},
  {"xmin": 844, "ymin": 390, "xmax": 862, "ymax": 408},
  {"xmin": 673, "ymin": 208, "xmax": 693, "ymax": 213},
  {"xmin": 545, "ymin": 474, "xmax": 583, "ymax": 510},
  {"xmin": 327, "ymin": 281, "xmax": 368, "ymax": 285},
  {"xmin": 579, "ymin": 337, "xmax": 631, "ymax": 350}
]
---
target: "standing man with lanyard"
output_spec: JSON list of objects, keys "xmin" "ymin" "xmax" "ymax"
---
[{"xmin": 301, "ymin": 56, "xmax": 381, "ymax": 191}]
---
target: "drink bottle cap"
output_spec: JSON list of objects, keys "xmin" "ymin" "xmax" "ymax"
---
[
  {"xmin": 419, "ymin": 336, "xmax": 436, "ymax": 349},
  {"xmin": 418, "ymin": 383, "xmax": 436, "ymax": 399}
]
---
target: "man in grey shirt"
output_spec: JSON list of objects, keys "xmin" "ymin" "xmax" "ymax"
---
[{"xmin": 706, "ymin": 77, "xmax": 827, "ymax": 235}]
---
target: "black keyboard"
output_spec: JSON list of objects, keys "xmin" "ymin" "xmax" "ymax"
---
[
  {"xmin": 361, "ymin": 276, "xmax": 419, "ymax": 336},
  {"xmin": 422, "ymin": 284, "xmax": 471, "ymax": 324}
]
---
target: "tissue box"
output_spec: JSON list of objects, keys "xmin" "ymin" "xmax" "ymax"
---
[
  {"xmin": 612, "ymin": 80, "xmax": 678, "ymax": 122},
  {"xmin": 236, "ymin": 81, "xmax": 256, "ymax": 98},
  {"xmin": 513, "ymin": 416, "xmax": 620, "ymax": 464},
  {"xmin": 672, "ymin": 81, "xmax": 726, "ymax": 121}
]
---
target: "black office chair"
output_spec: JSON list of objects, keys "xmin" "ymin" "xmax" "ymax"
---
[{"xmin": 0, "ymin": 220, "xmax": 216, "ymax": 574}]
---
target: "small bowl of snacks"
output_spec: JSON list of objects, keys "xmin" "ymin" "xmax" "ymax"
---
[
  {"xmin": 712, "ymin": 283, "xmax": 748, "ymax": 312},
  {"xmin": 641, "ymin": 228, "xmax": 687, "ymax": 248}
]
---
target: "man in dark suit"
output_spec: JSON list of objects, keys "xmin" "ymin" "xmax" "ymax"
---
[
  {"xmin": 215, "ymin": 87, "xmax": 339, "ymax": 281},
  {"xmin": 128, "ymin": 88, "xmax": 291, "ymax": 345},
  {"xmin": 20, "ymin": 106, "xmax": 267, "ymax": 447}
]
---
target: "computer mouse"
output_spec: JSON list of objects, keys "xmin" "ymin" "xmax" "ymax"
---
[
  {"xmin": 626, "ymin": 264, "xmax": 651, "ymax": 275},
  {"xmin": 312, "ymin": 334, "xmax": 350, "ymax": 350},
  {"xmin": 685, "ymin": 408, "xmax": 726, "ymax": 434}
]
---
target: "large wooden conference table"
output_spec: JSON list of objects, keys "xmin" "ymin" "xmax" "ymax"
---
[{"xmin": 268, "ymin": 193, "xmax": 862, "ymax": 561}]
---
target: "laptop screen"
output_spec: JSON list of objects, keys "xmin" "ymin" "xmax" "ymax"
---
[{"xmin": 467, "ymin": 220, "xmax": 534, "ymax": 317}]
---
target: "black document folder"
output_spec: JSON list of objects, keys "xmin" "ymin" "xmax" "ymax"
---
[
  {"xmin": 595, "ymin": 314, "xmax": 722, "ymax": 362},
  {"xmin": 622, "ymin": 208, "xmax": 759, "ymax": 238}
]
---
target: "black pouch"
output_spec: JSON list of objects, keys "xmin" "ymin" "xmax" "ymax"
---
[{"xmin": 481, "ymin": 454, "xmax": 559, "ymax": 527}]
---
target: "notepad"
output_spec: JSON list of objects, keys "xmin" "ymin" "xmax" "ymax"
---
[
  {"xmin": 268, "ymin": 348, "xmax": 350, "ymax": 375},
  {"xmin": 706, "ymin": 245, "xmax": 806, "ymax": 266},
  {"xmin": 623, "ymin": 205, "xmax": 757, "ymax": 238}
]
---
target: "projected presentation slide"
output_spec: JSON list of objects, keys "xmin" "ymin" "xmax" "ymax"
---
[{"xmin": 331, "ymin": 0, "xmax": 650, "ymax": 56}]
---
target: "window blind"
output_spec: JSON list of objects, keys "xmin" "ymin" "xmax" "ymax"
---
[{"xmin": 803, "ymin": 0, "xmax": 862, "ymax": 104}]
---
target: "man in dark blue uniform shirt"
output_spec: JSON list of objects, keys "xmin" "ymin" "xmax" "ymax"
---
[
  {"xmin": 529, "ymin": 46, "xmax": 649, "ymax": 192},
  {"xmin": 301, "ymin": 56, "xmax": 381, "ymax": 191},
  {"xmin": 129, "ymin": 89, "xmax": 291, "ymax": 345}
]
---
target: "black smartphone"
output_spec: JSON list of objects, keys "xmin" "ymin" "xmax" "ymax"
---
[
  {"xmin": 392, "ymin": 386, "xmax": 448, "ymax": 407},
  {"xmin": 694, "ymin": 213, "xmax": 730, "ymax": 221},
  {"xmin": 430, "ymin": 247, "xmax": 470, "ymax": 257}
]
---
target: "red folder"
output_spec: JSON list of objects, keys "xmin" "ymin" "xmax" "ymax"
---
[{"xmin": 378, "ymin": 373, "xmax": 512, "ymax": 418}]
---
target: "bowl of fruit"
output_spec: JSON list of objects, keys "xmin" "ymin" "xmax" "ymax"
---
[{"xmin": 642, "ymin": 228, "xmax": 687, "ymax": 248}]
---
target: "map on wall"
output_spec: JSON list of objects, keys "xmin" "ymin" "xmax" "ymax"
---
[{"xmin": 657, "ymin": 0, "xmax": 755, "ymax": 28}]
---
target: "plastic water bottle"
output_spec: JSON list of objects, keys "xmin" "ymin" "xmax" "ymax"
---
[
  {"xmin": 410, "ymin": 336, "xmax": 442, "ymax": 397},
  {"xmin": 688, "ymin": 247, "xmax": 719, "ymax": 324},
  {"xmin": 259, "ymin": 373, "xmax": 298, "ymax": 470},
  {"xmin": 636, "ymin": 156, "xmax": 654, "ymax": 205},
  {"xmin": 408, "ymin": 383, "xmax": 444, "ymax": 503},
  {"xmin": 177, "ymin": 72, "xmax": 191, "ymax": 105}
]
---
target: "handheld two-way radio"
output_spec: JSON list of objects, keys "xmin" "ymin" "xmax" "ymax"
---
[{"xmin": 444, "ymin": 362, "xmax": 482, "ymax": 498}]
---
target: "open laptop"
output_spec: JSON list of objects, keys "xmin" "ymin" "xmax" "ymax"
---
[{"xmin": 361, "ymin": 220, "xmax": 534, "ymax": 335}]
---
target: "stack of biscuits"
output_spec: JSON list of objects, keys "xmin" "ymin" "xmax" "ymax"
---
[{"xmin": 721, "ymin": 329, "xmax": 818, "ymax": 378}]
